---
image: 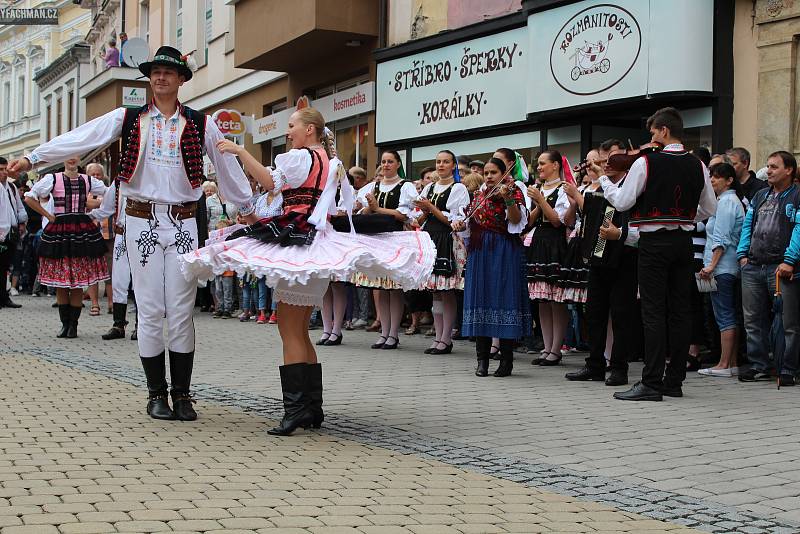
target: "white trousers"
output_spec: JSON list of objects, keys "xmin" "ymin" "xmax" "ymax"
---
[
  {"xmin": 111, "ymin": 233, "xmax": 132, "ymax": 304},
  {"xmin": 125, "ymin": 206, "xmax": 198, "ymax": 358}
]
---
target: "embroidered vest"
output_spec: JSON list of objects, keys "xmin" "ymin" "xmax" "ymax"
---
[
  {"xmin": 373, "ymin": 180, "xmax": 406, "ymax": 210},
  {"xmin": 52, "ymin": 173, "xmax": 91, "ymax": 215},
  {"xmin": 281, "ymin": 148, "xmax": 329, "ymax": 215},
  {"xmin": 532, "ymin": 184, "xmax": 562, "ymax": 228},
  {"xmin": 630, "ymin": 150, "xmax": 705, "ymax": 226},
  {"xmin": 118, "ymin": 103, "xmax": 206, "ymax": 189}
]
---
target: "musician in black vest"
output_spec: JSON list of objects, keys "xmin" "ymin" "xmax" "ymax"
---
[
  {"xmin": 9, "ymin": 46, "xmax": 258, "ymax": 420},
  {"xmin": 565, "ymin": 139, "xmax": 639, "ymax": 386},
  {"xmin": 600, "ymin": 108, "xmax": 716, "ymax": 401}
]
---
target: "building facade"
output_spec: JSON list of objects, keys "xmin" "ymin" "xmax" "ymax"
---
[{"xmin": 0, "ymin": 0, "xmax": 90, "ymax": 160}]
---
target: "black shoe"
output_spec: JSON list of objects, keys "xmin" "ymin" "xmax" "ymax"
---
[
  {"xmin": 424, "ymin": 342, "xmax": 441, "ymax": 354},
  {"xmin": 779, "ymin": 374, "xmax": 796, "ymax": 387},
  {"xmin": 200, "ymin": 305, "xmax": 212, "ymax": 312},
  {"xmin": 316, "ymin": 333, "xmax": 331, "ymax": 346},
  {"xmin": 381, "ymin": 336, "xmax": 399, "ymax": 350},
  {"xmin": 475, "ymin": 358, "xmax": 489, "ymax": 377},
  {"xmin": 539, "ymin": 353, "xmax": 562, "ymax": 366},
  {"xmin": 613, "ymin": 381, "xmax": 663, "ymax": 401},
  {"xmin": 686, "ymin": 354, "xmax": 701, "ymax": 372},
  {"xmin": 267, "ymin": 363, "xmax": 314, "ymax": 436},
  {"xmin": 429, "ymin": 342, "xmax": 453, "ymax": 355},
  {"xmin": 141, "ymin": 353, "xmax": 175, "ymax": 420},
  {"xmin": 490, "ymin": 345, "xmax": 500, "ymax": 361},
  {"xmin": 565, "ymin": 367, "xmax": 605, "ymax": 381},
  {"xmin": 57, "ymin": 304, "xmax": 71, "ymax": 338},
  {"xmin": 1, "ymin": 299, "xmax": 21, "ymax": 309},
  {"xmin": 661, "ymin": 384, "xmax": 683, "ymax": 398},
  {"xmin": 605, "ymin": 370, "xmax": 628, "ymax": 386},
  {"xmin": 371, "ymin": 336, "xmax": 387, "ymax": 349},
  {"xmin": 323, "ymin": 333, "xmax": 342, "ymax": 346},
  {"xmin": 306, "ymin": 363, "xmax": 324, "ymax": 428},
  {"xmin": 169, "ymin": 351, "xmax": 197, "ymax": 421},
  {"xmin": 755, "ymin": 371, "xmax": 774, "ymax": 381},
  {"xmin": 738, "ymin": 368, "xmax": 771, "ymax": 382},
  {"xmin": 131, "ymin": 325, "xmax": 138, "ymax": 340},
  {"xmin": 102, "ymin": 303, "xmax": 128, "ymax": 340},
  {"xmin": 66, "ymin": 306, "xmax": 81, "ymax": 338}
]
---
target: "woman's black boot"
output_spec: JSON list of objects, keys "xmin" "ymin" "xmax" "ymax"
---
[
  {"xmin": 493, "ymin": 339, "xmax": 514, "ymax": 377},
  {"xmin": 475, "ymin": 337, "xmax": 490, "ymax": 377},
  {"xmin": 306, "ymin": 363, "xmax": 324, "ymax": 429},
  {"xmin": 66, "ymin": 306, "xmax": 82, "ymax": 338},
  {"xmin": 56, "ymin": 304, "xmax": 71, "ymax": 338},
  {"xmin": 169, "ymin": 351, "xmax": 197, "ymax": 421},
  {"xmin": 267, "ymin": 363, "xmax": 314, "ymax": 436},
  {"xmin": 141, "ymin": 353, "xmax": 175, "ymax": 420}
]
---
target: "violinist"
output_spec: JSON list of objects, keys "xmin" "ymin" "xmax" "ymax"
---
[
  {"xmin": 452, "ymin": 157, "xmax": 530, "ymax": 377},
  {"xmin": 600, "ymin": 107, "xmax": 716, "ymax": 402},
  {"xmin": 565, "ymin": 139, "xmax": 640, "ymax": 387}
]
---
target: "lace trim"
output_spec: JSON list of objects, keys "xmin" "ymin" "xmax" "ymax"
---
[{"xmin": 273, "ymin": 288, "xmax": 324, "ymax": 307}]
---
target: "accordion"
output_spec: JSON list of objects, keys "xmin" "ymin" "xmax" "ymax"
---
[{"xmin": 579, "ymin": 192, "xmax": 624, "ymax": 267}]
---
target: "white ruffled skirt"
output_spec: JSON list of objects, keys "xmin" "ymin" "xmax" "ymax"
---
[{"xmin": 179, "ymin": 224, "xmax": 436, "ymax": 306}]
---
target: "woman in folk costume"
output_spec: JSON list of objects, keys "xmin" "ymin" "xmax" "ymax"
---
[
  {"xmin": 453, "ymin": 158, "xmax": 531, "ymax": 377},
  {"xmin": 525, "ymin": 150, "xmax": 571, "ymax": 366},
  {"xmin": 23, "ymin": 156, "xmax": 109, "ymax": 338},
  {"xmin": 412, "ymin": 150, "xmax": 470, "ymax": 355},
  {"xmin": 180, "ymin": 107, "xmax": 435, "ymax": 436},
  {"xmin": 352, "ymin": 150, "xmax": 418, "ymax": 350}
]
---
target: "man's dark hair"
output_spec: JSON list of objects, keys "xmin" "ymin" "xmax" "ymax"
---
[
  {"xmin": 419, "ymin": 166, "xmax": 435, "ymax": 180},
  {"xmin": 726, "ymin": 147, "xmax": 751, "ymax": 165},
  {"xmin": 456, "ymin": 155, "xmax": 471, "ymax": 166},
  {"xmin": 769, "ymin": 150, "xmax": 798, "ymax": 180},
  {"xmin": 691, "ymin": 146, "xmax": 711, "ymax": 167},
  {"xmin": 0, "ymin": 157, "xmax": 7, "ymax": 165},
  {"xmin": 646, "ymin": 107, "xmax": 684, "ymax": 138},
  {"xmin": 599, "ymin": 139, "xmax": 625, "ymax": 152}
]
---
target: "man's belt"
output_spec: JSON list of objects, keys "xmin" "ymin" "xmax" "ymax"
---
[{"xmin": 125, "ymin": 199, "xmax": 196, "ymax": 221}]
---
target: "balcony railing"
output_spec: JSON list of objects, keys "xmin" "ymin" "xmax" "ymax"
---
[{"xmin": 0, "ymin": 114, "xmax": 41, "ymax": 143}]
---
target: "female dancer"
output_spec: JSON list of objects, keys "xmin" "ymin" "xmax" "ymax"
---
[
  {"xmin": 526, "ymin": 150, "xmax": 570, "ymax": 366},
  {"xmin": 413, "ymin": 150, "xmax": 470, "ymax": 355},
  {"xmin": 453, "ymin": 158, "xmax": 531, "ymax": 376},
  {"xmin": 23, "ymin": 156, "xmax": 108, "ymax": 337},
  {"xmin": 180, "ymin": 108, "xmax": 434, "ymax": 435},
  {"xmin": 353, "ymin": 150, "xmax": 417, "ymax": 350}
]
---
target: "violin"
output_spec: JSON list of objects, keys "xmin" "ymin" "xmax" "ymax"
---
[
  {"xmin": 573, "ymin": 158, "xmax": 608, "ymax": 175},
  {"xmin": 606, "ymin": 142, "xmax": 664, "ymax": 172}
]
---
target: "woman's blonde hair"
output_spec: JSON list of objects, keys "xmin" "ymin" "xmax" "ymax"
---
[
  {"xmin": 461, "ymin": 172, "xmax": 485, "ymax": 194},
  {"xmin": 201, "ymin": 181, "xmax": 217, "ymax": 193},
  {"xmin": 294, "ymin": 107, "xmax": 335, "ymax": 159}
]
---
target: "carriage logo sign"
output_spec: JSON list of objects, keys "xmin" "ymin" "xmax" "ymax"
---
[{"xmin": 549, "ymin": 4, "xmax": 641, "ymax": 96}]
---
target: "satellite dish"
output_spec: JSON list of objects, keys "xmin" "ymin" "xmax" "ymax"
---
[{"xmin": 122, "ymin": 38, "xmax": 150, "ymax": 68}]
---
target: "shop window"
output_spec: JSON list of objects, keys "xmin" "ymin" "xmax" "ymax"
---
[
  {"xmin": 335, "ymin": 121, "xmax": 368, "ymax": 170},
  {"xmin": 681, "ymin": 107, "xmax": 713, "ymax": 153},
  {"xmin": 545, "ymin": 125, "xmax": 581, "ymax": 173},
  {"xmin": 410, "ymin": 131, "xmax": 541, "ymax": 182}
]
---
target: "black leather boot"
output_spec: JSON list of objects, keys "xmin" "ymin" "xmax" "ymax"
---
[
  {"xmin": 66, "ymin": 306, "xmax": 82, "ymax": 338},
  {"xmin": 56, "ymin": 304, "xmax": 70, "ymax": 338},
  {"xmin": 493, "ymin": 340, "xmax": 514, "ymax": 377},
  {"xmin": 267, "ymin": 363, "xmax": 314, "ymax": 436},
  {"xmin": 306, "ymin": 363, "xmax": 324, "ymax": 429},
  {"xmin": 169, "ymin": 351, "xmax": 197, "ymax": 421},
  {"xmin": 102, "ymin": 303, "xmax": 128, "ymax": 340},
  {"xmin": 475, "ymin": 337, "xmax": 490, "ymax": 377},
  {"xmin": 140, "ymin": 353, "xmax": 175, "ymax": 419}
]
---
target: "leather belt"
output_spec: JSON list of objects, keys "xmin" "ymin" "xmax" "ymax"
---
[{"xmin": 125, "ymin": 199, "xmax": 196, "ymax": 221}]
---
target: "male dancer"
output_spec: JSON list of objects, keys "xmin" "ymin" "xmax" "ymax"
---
[
  {"xmin": 564, "ymin": 139, "xmax": 639, "ymax": 386},
  {"xmin": 90, "ymin": 179, "xmax": 137, "ymax": 341},
  {"xmin": 599, "ymin": 107, "xmax": 716, "ymax": 401},
  {"xmin": 9, "ymin": 46, "xmax": 257, "ymax": 420}
]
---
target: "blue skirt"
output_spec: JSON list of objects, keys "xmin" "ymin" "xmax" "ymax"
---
[{"xmin": 462, "ymin": 231, "xmax": 532, "ymax": 339}]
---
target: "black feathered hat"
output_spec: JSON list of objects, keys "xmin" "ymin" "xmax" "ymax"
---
[{"xmin": 139, "ymin": 46, "xmax": 193, "ymax": 81}]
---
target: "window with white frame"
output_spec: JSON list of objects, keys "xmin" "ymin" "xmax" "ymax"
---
[
  {"xmin": 176, "ymin": 0, "xmax": 183, "ymax": 50},
  {"xmin": 140, "ymin": 1, "xmax": 150, "ymax": 42},
  {"xmin": 203, "ymin": 0, "xmax": 212, "ymax": 64},
  {"xmin": 2, "ymin": 82, "xmax": 10, "ymax": 125},
  {"xmin": 16, "ymin": 75, "xmax": 24, "ymax": 119},
  {"xmin": 31, "ymin": 69, "xmax": 40, "ymax": 115}
]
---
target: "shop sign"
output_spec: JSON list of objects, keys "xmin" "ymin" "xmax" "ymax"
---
[
  {"xmin": 212, "ymin": 109, "xmax": 246, "ymax": 136},
  {"xmin": 252, "ymin": 83, "xmax": 374, "ymax": 144},
  {"xmin": 529, "ymin": 0, "xmax": 713, "ymax": 113},
  {"xmin": 549, "ymin": 4, "xmax": 642, "ymax": 96},
  {"xmin": 313, "ymin": 82, "xmax": 374, "ymax": 123},
  {"xmin": 122, "ymin": 86, "xmax": 146, "ymax": 108},
  {"xmin": 376, "ymin": 27, "xmax": 527, "ymax": 144}
]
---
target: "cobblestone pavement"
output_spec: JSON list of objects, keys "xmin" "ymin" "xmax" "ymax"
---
[{"xmin": 2, "ymin": 295, "xmax": 800, "ymax": 533}]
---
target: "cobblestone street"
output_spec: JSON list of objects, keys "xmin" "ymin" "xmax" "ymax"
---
[{"xmin": 1, "ymin": 295, "xmax": 799, "ymax": 533}]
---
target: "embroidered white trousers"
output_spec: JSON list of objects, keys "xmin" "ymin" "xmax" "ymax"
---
[
  {"xmin": 125, "ymin": 205, "xmax": 198, "ymax": 358},
  {"xmin": 111, "ymin": 233, "xmax": 132, "ymax": 304}
]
